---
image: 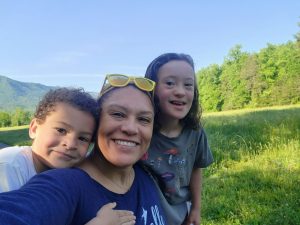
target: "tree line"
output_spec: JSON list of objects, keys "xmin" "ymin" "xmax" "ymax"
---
[
  {"xmin": 197, "ymin": 25, "xmax": 300, "ymax": 112},
  {"xmin": 0, "ymin": 108, "xmax": 32, "ymax": 128}
]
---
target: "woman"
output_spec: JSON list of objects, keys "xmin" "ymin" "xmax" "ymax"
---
[{"xmin": 0, "ymin": 74, "xmax": 166, "ymax": 225}]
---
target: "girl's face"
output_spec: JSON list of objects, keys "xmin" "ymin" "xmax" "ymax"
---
[
  {"xmin": 97, "ymin": 86, "xmax": 154, "ymax": 168},
  {"xmin": 155, "ymin": 60, "xmax": 195, "ymax": 121}
]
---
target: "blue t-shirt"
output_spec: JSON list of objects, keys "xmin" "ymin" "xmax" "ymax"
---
[{"xmin": 0, "ymin": 164, "xmax": 165, "ymax": 225}]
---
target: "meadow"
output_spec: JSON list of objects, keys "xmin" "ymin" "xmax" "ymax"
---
[
  {"xmin": 202, "ymin": 105, "xmax": 300, "ymax": 225},
  {"xmin": 0, "ymin": 105, "xmax": 299, "ymax": 224}
]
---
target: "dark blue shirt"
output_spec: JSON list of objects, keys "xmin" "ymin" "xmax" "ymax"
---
[{"xmin": 0, "ymin": 164, "xmax": 165, "ymax": 225}]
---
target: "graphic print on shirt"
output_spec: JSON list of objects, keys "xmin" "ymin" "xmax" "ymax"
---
[{"xmin": 141, "ymin": 205, "xmax": 165, "ymax": 225}]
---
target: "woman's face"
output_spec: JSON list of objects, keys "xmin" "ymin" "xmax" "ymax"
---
[{"xmin": 97, "ymin": 86, "xmax": 154, "ymax": 168}]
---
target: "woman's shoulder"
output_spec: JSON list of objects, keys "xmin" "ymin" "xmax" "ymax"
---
[{"xmin": 40, "ymin": 167, "xmax": 89, "ymax": 180}]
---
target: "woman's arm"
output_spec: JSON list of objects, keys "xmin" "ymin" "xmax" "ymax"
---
[{"xmin": 0, "ymin": 169, "xmax": 79, "ymax": 225}]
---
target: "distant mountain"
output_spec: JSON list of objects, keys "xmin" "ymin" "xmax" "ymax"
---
[{"xmin": 0, "ymin": 75, "xmax": 58, "ymax": 112}]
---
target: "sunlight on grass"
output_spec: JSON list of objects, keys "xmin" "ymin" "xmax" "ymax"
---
[
  {"xmin": 202, "ymin": 104, "xmax": 300, "ymax": 225},
  {"xmin": 202, "ymin": 140, "xmax": 300, "ymax": 225}
]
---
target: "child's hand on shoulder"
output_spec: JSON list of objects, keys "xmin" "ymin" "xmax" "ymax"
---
[{"xmin": 85, "ymin": 202, "xmax": 136, "ymax": 225}]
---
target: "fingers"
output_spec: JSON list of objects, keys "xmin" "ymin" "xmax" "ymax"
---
[
  {"xmin": 103, "ymin": 202, "xmax": 117, "ymax": 210},
  {"xmin": 118, "ymin": 214, "xmax": 136, "ymax": 225},
  {"xmin": 116, "ymin": 210, "xmax": 134, "ymax": 217}
]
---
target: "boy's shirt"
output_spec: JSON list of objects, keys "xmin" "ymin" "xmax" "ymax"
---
[{"xmin": 0, "ymin": 146, "xmax": 36, "ymax": 192}]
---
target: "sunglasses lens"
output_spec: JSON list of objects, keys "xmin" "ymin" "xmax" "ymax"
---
[
  {"xmin": 107, "ymin": 74, "xmax": 129, "ymax": 86},
  {"xmin": 135, "ymin": 78, "xmax": 155, "ymax": 91}
]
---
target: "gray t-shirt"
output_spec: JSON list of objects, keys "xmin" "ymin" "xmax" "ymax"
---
[
  {"xmin": 141, "ymin": 128, "xmax": 214, "ymax": 224},
  {"xmin": 142, "ymin": 128, "xmax": 213, "ymax": 205}
]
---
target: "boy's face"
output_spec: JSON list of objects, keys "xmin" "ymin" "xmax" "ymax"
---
[{"xmin": 29, "ymin": 102, "xmax": 96, "ymax": 171}]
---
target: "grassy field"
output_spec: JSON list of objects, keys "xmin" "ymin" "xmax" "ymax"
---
[
  {"xmin": 202, "ymin": 105, "xmax": 300, "ymax": 225},
  {"xmin": 0, "ymin": 125, "xmax": 31, "ymax": 146},
  {"xmin": 0, "ymin": 105, "xmax": 299, "ymax": 224}
]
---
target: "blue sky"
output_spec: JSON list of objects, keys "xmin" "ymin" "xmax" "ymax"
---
[{"xmin": 0, "ymin": 0, "xmax": 299, "ymax": 92}]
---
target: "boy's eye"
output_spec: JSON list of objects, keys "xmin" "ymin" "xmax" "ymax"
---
[
  {"xmin": 55, "ymin": 128, "xmax": 67, "ymax": 134},
  {"xmin": 79, "ymin": 136, "xmax": 90, "ymax": 143}
]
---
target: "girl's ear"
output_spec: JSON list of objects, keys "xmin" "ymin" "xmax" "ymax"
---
[{"xmin": 28, "ymin": 119, "xmax": 38, "ymax": 139}]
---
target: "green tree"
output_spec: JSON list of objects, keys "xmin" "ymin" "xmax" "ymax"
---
[
  {"xmin": 11, "ymin": 108, "xmax": 32, "ymax": 126},
  {"xmin": 0, "ymin": 111, "xmax": 11, "ymax": 127},
  {"xmin": 197, "ymin": 64, "xmax": 223, "ymax": 112},
  {"xmin": 220, "ymin": 45, "xmax": 249, "ymax": 110}
]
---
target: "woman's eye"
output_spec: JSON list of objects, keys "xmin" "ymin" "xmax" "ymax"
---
[
  {"xmin": 55, "ymin": 128, "xmax": 67, "ymax": 134},
  {"xmin": 111, "ymin": 112, "xmax": 125, "ymax": 118},
  {"xmin": 138, "ymin": 117, "xmax": 152, "ymax": 124}
]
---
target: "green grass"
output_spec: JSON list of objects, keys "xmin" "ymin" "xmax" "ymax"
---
[
  {"xmin": 1, "ymin": 105, "xmax": 299, "ymax": 224},
  {"xmin": 201, "ymin": 105, "xmax": 300, "ymax": 225},
  {"xmin": 0, "ymin": 125, "xmax": 31, "ymax": 146}
]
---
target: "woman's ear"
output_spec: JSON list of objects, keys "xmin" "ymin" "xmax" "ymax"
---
[{"xmin": 28, "ymin": 119, "xmax": 38, "ymax": 139}]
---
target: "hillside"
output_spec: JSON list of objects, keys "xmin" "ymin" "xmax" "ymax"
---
[{"xmin": 0, "ymin": 75, "xmax": 57, "ymax": 111}]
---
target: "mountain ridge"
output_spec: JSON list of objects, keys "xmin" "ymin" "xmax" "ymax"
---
[{"xmin": 0, "ymin": 75, "xmax": 60, "ymax": 111}]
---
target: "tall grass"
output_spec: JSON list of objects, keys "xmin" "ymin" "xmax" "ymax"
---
[{"xmin": 202, "ymin": 105, "xmax": 300, "ymax": 225}]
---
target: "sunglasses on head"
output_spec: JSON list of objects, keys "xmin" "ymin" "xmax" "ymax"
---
[{"xmin": 100, "ymin": 74, "xmax": 156, "ymax": 97}]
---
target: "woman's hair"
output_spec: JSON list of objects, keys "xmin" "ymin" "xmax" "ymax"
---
[
  {"xmin": 97, "ymin": 83, "xmax": 155, "ymax": 113},
  {"xmin": 145, "ymin": 53, "xmax": 202, "ymax": 130},
  {"xmin": 34, "ymin": 87, "xmax": 99, "ymax": 125}
]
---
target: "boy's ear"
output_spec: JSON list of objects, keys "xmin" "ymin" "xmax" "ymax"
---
[{"xmin": 29, "ymin": 119, "xmax": 38, "ymax": 139}]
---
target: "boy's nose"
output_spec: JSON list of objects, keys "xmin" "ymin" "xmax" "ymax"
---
[{"xmin": 63, "ymin": 136, "xmax": 77, "ymax": 150}]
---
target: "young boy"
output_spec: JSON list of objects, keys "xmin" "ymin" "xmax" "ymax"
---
[{"xmin": 0, "ymin": 87, "xmax": 98, "ymax": 192}]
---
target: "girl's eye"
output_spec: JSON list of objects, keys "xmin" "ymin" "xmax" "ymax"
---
[
  {"xmin": 185, "ymin": 83, "xmax": 194, "ymax": 88},
  {"xmin": 55, "ymin": 128, "xmax": 67, "ymax": 134},
  {"xmin": 165, "ymin": 80, "xmax": 175, "ymax": 87}
]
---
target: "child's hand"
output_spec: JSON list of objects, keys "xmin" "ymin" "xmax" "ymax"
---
[
  {"xmin": 85, "ymin": 202, "xmax": 136, "ymax": 225},
  {"xmin": 182, "ymin": 207, "xmax": 200, "ymax": 225}
]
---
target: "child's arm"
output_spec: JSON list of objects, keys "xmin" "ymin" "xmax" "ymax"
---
[
  {"xmin": 85, "ymin": 202, "xmax": 136, "ymax": 225},
  {"xmin": 184, "ymin": 168, "xmax": 202, "ymax": 225}
]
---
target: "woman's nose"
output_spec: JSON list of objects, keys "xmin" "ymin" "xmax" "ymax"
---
[{"xmin": 121, "ymin": 119, "xmax": 138, "ymax": 135}]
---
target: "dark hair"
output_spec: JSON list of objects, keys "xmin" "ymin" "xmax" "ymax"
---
[
  {"xmin": 34, "ymin": 88, "xmax": 99, "ymax": 138},
  {"xmin": 145, "ymin": 53, "xmax": 202, "ymax": 130}
]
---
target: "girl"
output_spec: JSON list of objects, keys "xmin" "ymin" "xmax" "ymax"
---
[{"xmin": 141, "ymin": 53, "xmax": 214, "ymax": 225}]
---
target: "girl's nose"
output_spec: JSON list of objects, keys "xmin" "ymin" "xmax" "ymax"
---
[{"xmin": 174, "ymin": 84, "xmax": 185, "ymax": 97}]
